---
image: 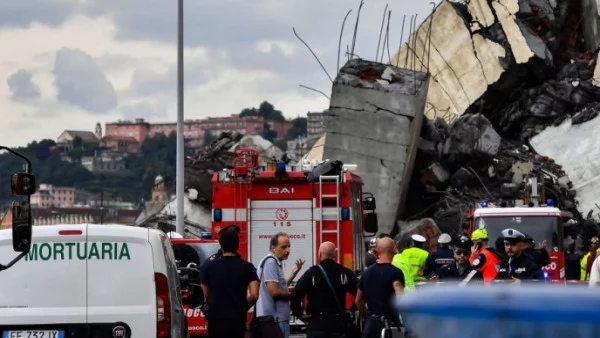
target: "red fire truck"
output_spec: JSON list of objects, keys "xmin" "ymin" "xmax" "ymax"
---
[
  {"xmin": 210, "ymin": 149, "xmax": 378, "ymax": 322},
  {"xmin": 171, "ymin": 235, "xmax": 219, "ymax": 337},
  {"xmin": 466, "ymin": 175, "xmax": 575, "ymax": 281},
  {"xmin": 469, "ymin": 202, "xmax": 566, "ymax": 280}
]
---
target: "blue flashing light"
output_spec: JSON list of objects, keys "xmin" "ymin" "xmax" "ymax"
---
[
  {"xmin": 481, "ymin": 200, "xmax": 488, "ymax": 208},
  {"xmin": 213, "ymin": 208, "xmax": 222, "ymax": 222},
  {"xmin": 546, "ymin": 199, "xmax": 554, "ymax": 207},
  {"xmin": 543, "ymin": 271, "xmax": 549, "ymax": 279},
  {"xmin": 275, "ymin": 161, "xmax": 287, "ymax": 174},
  {"xmin": 200, "ymin": 232, "xmax": 213, "ymax": 239},
  {"xmin": 341, "ymin": 207, "xmax": 350, "ymax": 220}
]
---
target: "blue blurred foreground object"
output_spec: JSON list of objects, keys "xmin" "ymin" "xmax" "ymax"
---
[{"xmin": 395, "ymin": 285, "xmax": 600, "ymax": 338}]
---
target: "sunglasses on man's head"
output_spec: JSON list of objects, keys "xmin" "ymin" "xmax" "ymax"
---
[{"xmin": 455, "ymin": 249, "xmax": 469, "ymax": 256}]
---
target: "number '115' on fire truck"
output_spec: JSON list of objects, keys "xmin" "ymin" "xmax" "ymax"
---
[{"xmin": 210, "ymin": 149, "xmax": 378, "ymax": 283}]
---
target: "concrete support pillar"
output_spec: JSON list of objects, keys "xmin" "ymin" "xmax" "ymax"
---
[{"xmin": 322, "ymin": 59, "xmax": 430, "ymax": 234}]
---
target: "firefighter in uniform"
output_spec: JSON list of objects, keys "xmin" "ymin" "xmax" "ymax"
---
[
  {"xmin": 497, "ymin": 228, "xmax": 542, "ymax": 281},
  {"xmin": 469, "ymin": 229, "xmax": 501, "ymax": 284},
  {"xmin": 291, "ymin": 241, "xmax": 358, "ymax": 338}
]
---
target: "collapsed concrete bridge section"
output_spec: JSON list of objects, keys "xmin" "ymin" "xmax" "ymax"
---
[{"xmin": 308, "ymin": 60, "xmax": 430, "ymax": 234}]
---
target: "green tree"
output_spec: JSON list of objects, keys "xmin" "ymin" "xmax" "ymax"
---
[
  {"xmin": 284, "ymin": 117, "xmax": 308, "ymax": 140},
  {"xmin": 240, "ymin": 101, "xmax": 285, "ymax": 122}
]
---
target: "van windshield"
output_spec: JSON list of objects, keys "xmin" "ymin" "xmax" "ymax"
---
[
  {"xmin": 172, "ymin": 242, "xmax": 221, "ymax": 268},
  {"xmin": 475, "ymin": 216, "xmax": 563, "ymax": 250}
]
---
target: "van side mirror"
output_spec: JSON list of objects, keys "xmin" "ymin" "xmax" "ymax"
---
[
  {"xmin": 11, "ymin": 173, "xmax": 36, "ymax": 196},
  {"xmin": 12, "ymin": 200, "xmax": 32, "ymax": 252},
  {"xmin": 364, "ymin": 212, "xmax": 378, "ymax": 233},
  {"xmin": 363, "ymin": 193, "xmax": 376, "ymax": 211}
]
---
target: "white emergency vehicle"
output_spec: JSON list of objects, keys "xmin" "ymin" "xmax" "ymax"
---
[{"xmin": 0, "ymin": 224, "xmax": 188, "ymax": 338}]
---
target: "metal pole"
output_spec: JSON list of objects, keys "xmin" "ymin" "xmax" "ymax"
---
[{"xmin": 176, "ymin": 0, "xmax": 185, "ymax": 235}]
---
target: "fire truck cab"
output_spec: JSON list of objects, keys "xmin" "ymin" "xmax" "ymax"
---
[
  {"xmin": 469, "ymin": 200, "xmax": 565, "ymax": 281},
  {"xmin": 210, "ymin": 148, "xmax": 378, "ymax": 282}
]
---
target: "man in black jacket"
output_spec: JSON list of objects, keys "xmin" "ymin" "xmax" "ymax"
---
[
  {"xmin": 291, "ymin": 241, "xmax": 358, "ymax": 338},
  {"xmin": 522, "ymin": 234, "xmax": 551, "ymax": 268},
  {"xmin": 497, "ymin": 228, "xmax": 542, "ymax": 281}
]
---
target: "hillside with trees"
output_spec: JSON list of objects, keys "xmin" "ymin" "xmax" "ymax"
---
[
  {"xmin": 0, "ymin": 133, "xmax": 182, "ymax": 208},
  {"xmin": 0, "ymin": 101, "xmax": 309, "ymax": 207}
]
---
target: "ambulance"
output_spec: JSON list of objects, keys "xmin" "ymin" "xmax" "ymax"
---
[{"xmin": 0, "ymin": 224, "xmax": 189, "ymax": 338}]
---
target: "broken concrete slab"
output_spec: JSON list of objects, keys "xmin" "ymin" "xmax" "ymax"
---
[
  {"xmin": 467, "ymin": 0, "xmax": 496, "ymax": 31},
  {"xmin": 421, "ymin": 162, "xmax": 450, "ymax": 184},
  {"xmin": 581, "ymin": 0, "xmax": 600, "ymax": 53},
  {"xmin": 321, "ymin": 59, "xmax": 429, "ymax": 234},
  {"xmin": 392, "ymin": 1, "xmax": 507, "ymax": 119},
  {"xmin": 442, "ymin": 114, "xmax": 502, "ymax": 163},
  {"xmin": 449, "ymin": 167, "xmax": 475, "ymax": 189},
  {"xmin": 530, "ymin": 113, "xmax": 600, "ymax": 220},
  {"xmin": 391, "ymin": 0, "xmax": 592, "ymax": 129}
]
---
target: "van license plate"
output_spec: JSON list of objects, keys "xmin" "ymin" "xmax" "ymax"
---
[{"xmin": 2, "ymin": 331, "xmax": 64, "ymax": 338}]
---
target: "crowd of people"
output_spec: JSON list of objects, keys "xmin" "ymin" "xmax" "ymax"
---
[{"xmin": 196, "ymin": 223, "xmax": 600, "ymax": 338}]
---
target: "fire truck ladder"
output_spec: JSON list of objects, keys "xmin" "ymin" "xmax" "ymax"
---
[{"xmin": 319, "ymin": 175, "xmax": 341, "ymax": 262}]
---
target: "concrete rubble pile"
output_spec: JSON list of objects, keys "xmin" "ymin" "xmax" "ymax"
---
[
  {"xmin": 403, "ymin": 113, "xmax": 588, "ymax": 235},
  {"xmin": 391, "ymin": 0, "xmax": 600, "ymax": 236},
  {"xmin": 394, "ymin": 0, "xmax": 600, "ymax": 129},
  {"xmin": 184, "ymin": 132, "xmax": 284, "ymax": 205},
  {"xmin": 185, "ymin": 132, "xmax": 244, "ymax": 206}
]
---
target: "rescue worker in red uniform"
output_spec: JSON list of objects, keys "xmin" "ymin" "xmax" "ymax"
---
[{"xmin": 469, "ymin": 229, "xmax": 501, "ymax": 284}]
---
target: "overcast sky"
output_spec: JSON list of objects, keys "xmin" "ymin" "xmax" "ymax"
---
[{"xmin": 0, "ymin": 0, "xmax": 439, "ymax": 147}]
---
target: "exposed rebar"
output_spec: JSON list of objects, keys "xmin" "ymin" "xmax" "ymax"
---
[
  {"xmin": 412, "ymin": 14, "xmax": 418, "ymax": 94},
  {"xmin": 299, "ymin": 85, "xmax": 330, "ymax": 100},
  {"xmin": 350, "ymin": 0, "xmax": 365, "ymax": 58},
  {"xmin": 405, "ymin": 15, "xmax": 414, "ymax": 68},
  {"xmin": 396, "ymin": 15, "xmax": 406, "ymax": 66},
  {"xmin": 337, "ymin": 9, "xmax": 353, "ymax": 72},
  {"xmin": 376, "ymin": 4, "xmax": 389, "ymax": 62},
  {"xmin": 293, "ymin": 27, "xmax": 333, "ymax": 83},
  {"xmin": 385, "ymin": 10, "xmax": 392, "ymax": 64},
  {"xmin": 427, "ymin": 2, "xmax": 436, "ymax": 73}
]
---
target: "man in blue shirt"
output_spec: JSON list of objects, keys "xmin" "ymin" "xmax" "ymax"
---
[{"xmin": 256, "ymin": 232, "xmax": 305, "ymax": 338}]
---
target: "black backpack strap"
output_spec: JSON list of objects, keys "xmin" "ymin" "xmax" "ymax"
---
[{"xmin": 317, "ymin": 264, "xmax": 345, "ymax": 316}]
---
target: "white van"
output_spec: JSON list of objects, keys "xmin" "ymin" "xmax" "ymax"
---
[{"xmin": 0, "ymin": 224, "xmax": 188, "ymax": 338}]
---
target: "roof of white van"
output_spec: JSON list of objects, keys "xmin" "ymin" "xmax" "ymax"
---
[{"xmin": 0, "ymin": 224, "xmax": 155, "ymax": 240}]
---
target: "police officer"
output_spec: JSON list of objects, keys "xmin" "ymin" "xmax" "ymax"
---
[
  {"xmin": 424, "ymin": 233, "xmax": 454, "ymax": 277},
  {"xmin": 432, "ymin": 235, "xmax": 473, "ymax": 281},
  {"xmin": 291, "ymin": 241, "xmax": 358, "ymax": 338},
  {"xmin": 497, "ymin": 228, "xmax": 542, "ymax": 281}
]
